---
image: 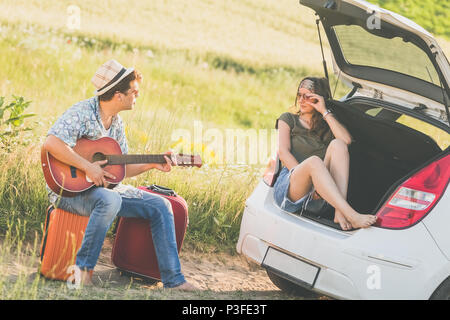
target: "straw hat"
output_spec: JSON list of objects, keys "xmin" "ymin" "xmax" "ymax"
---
[{"xmin": 91, "ymin": 59, "xmax": 134, "ymax": 96}]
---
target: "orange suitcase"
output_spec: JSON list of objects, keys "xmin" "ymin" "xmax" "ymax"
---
[{"xmin": 39, "ymin": 206, "xmax": 89, "ymax": 281}]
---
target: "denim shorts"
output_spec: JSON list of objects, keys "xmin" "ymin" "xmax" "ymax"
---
[{"xmin": 273, "ymin": 167, "xmax": 310, "ymax": 213}]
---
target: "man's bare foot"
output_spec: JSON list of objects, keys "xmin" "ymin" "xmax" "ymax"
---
[
  {"xmin": 334, "ymin": 212, "xmax": 352, "ymax": 231},
  {"xmin": 80, "ymin": 270, "xmax": 94, "ymax": 287},
  {"xmin": 168, "ymin": 281, "xmax": 200, "ymax": 291},
  {"xmin": 348, "ymin": 214, "xmax": 377, "ymax": 229}
]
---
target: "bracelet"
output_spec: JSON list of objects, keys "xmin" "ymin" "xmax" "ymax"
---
[{"xmin": 322, "ymin": 110, "xmax": 332, "ymax": 119}]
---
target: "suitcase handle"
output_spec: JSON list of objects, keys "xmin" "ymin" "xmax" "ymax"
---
[
  {"xmin": 40, "ymin": 205, "xmax": 55, "ymax": 261},
  {"xmin": 146, "ymin": 184, "xmax": 177, "ymax": 197}
]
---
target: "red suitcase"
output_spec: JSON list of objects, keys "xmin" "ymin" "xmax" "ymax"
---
[{"xmin": 111, "ymin": 185, "xmax": 188, "ymax": 281}]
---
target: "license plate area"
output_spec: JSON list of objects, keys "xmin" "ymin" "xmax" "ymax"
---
[{"xmin": 262, "ymin": 247, "xmax": 320, "ymax": 288}]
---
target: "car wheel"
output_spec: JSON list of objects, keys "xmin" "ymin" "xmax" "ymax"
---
[
  {"xmin": 430, "ymin": 276, "xmax": 450, "ymax": 300},
  {"xmin": 266, "ymin": 269, "xmax": 318, "ymax": 298}
]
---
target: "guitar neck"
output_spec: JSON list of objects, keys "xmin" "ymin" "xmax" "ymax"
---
[
  {"xmin": 105, "ymin": 154, "xmax": 201, "ymax": 167},
  {"xmin": 106, "ymin": 154, "xmax": 167, "ymax": 165}
]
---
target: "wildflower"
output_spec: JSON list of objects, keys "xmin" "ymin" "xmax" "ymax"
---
[
  {"xmin": 139, "ymin": 133, "xmax": 148, "ymax": 144},
  {"xmin": 170, "ymin": 137, "xmax": 218, "ymax": 165}
]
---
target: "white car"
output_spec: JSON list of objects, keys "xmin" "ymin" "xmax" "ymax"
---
[{"xmin": 236, "ymin": 0, "xmax": 450, "ymax": 300}]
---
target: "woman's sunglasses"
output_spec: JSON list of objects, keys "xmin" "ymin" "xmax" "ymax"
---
[{"xmin": 297, "ymin": 92, "xmax": 318, "ymax": 103}]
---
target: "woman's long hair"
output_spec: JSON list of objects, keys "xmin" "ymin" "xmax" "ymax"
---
[{"xmin": 290, "ymin": 77, "xmax": 332, "ymax": 141}]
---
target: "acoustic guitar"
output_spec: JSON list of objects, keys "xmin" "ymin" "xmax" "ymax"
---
[{"xmin": 41, "ymin": 136, "xmax": 202, "ymax": 197}]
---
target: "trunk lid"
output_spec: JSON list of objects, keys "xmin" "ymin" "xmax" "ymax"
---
[{"xmin": 299, "ymin": 0, "xmax": 450, "ymax": 125}]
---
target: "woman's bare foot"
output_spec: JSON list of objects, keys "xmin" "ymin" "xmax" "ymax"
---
[
  {"xmin": 334, "ymin": 211, "xmax": 352, "ymax": 231},
  {"xmin": 348, "ymin": 213, "xmax": 377, "ymax": 229}
]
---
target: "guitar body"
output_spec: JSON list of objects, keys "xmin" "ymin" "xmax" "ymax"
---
[{"xmin": 41, "ymin": 137, "xmax": 125, "ymax": 197}]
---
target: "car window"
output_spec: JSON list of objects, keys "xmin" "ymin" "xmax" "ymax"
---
[
  {"xmin": 396, "ymin": 114, "xmax": 449, "ymax": 150},
  {"xmin": 333, "ymin": 25, "xmax": 441, "ymax": 86},
  {"xmin": 364, "ymin": 107, "xmax": 449, "ymax": 150}
]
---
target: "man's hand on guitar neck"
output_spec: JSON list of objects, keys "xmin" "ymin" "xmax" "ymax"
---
[
  {"xmin": 153, "ymin": 152, "xmax": 177, "ymax": 173},
  {"xmin": 125, "ymin": 151, "xmax": 176, "ymax": 178}
]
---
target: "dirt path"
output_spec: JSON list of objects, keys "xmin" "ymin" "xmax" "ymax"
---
[
  {"xmin": 1, "ymin": 238, "xmax": 324, "ymax": 300},
  {"xmin": 94, "ymin": 239, "xmax": 298, "ymax": 299}
]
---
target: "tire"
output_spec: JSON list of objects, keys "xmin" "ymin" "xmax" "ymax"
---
[
  {"xmin": 430, "ymin": 276, "xmax": 450, "ymax": 300},
  {"xmin": 266, "ymin": 269, "xmax": 318, "ymax": 298}
]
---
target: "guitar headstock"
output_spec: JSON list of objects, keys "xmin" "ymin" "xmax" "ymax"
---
[{"xmin": 175, "ymin": 154, "xmax": 202, "ymax": 168}]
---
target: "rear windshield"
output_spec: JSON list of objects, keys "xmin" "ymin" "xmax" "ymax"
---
[
  {"xmin": 333, "ymin": 25, "xmax": 441, "ymax": 86},
  {"xmin": 396, "ymin": 114, "xmax": 449, "ymax": 150},
  {"xmin": 365, "ymin": 107, "xmax": 449, "ymax": 150}
]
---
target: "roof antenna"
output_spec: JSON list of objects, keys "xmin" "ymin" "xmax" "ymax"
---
[{"xmin": 315, "ymin": 14, "xmax": 329, "ymax": 80}]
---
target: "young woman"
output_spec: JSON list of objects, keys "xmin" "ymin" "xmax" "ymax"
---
[{"xmin": 274, "ymin": 77, "xmax": 377, "ymax": 230}]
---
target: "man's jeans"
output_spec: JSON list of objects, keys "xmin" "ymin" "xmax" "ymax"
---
[{"xmin": 54, "ymin": 186, "xmax": 186, "ymax": 288}]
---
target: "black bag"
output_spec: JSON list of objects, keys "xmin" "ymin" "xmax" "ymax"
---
[
  {"xmin": 145, "ymin": 184, "xmax": 177, "ymax": 197},
  {"xmin": 299, "ymin": 190, "xmax": 332, "ymax": 217}
]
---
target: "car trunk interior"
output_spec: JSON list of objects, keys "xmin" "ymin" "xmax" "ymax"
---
[{"xmin": 300, "ymin": 97, "xmax": 446, "ymax": 229}]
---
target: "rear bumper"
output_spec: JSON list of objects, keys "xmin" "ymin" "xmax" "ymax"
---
[{"xmin": 236, "ymin": 181, "xmax": 450, "ymax": 300}]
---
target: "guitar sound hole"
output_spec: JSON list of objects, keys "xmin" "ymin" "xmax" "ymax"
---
[{"xmin": 92, "ymin": 152, "xmax": 107, "ymax": 166}]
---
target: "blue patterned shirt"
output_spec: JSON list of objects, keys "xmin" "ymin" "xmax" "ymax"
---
[{"xmin": 46, "ymin": 96, "xmax": 144, "ymax": 203}]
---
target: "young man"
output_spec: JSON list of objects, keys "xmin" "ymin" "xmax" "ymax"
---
[{"xmin": 43, "ymin": 59, "xmax": 197, "ymax": 290}]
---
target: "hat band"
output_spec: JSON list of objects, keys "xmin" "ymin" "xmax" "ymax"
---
[{"xmin": 98, "ymin": 67, "xmax": 127, "ymax": 93}]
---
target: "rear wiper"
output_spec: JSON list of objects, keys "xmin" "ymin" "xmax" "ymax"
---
[{"xmin": 413, "ymin": 103, "xmax": 427, "ymax": 112}]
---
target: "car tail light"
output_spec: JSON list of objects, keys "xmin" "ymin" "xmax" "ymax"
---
[{"xmin": 375, "ymin": 154, "xmax": 450, "ymax": 229}]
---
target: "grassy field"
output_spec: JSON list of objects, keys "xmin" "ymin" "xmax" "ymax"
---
[
  {"xmin": 0, "ymin": 21, "xmax": 310, "ymax": 299},
  {"xmin": 0, "ymin": 0, "xmax": 449, "ymax": 299},
  {"xmin": 0, "ymin": 0, "xmax": 448, "ymax": 256},
  {"xmin": 0, "ymin": 0, "xmax": 330, "ymax": 70},
  {"xmin": 0, "ymin": 1, "xmax": 344, "ymax": 299},
  {"xmin": 0, "ymin": 23, "xmax": 298, "ymax": 246},
  {"xmin": 372, "ymin": 0, "xmax": 450, "ymax": 39}
]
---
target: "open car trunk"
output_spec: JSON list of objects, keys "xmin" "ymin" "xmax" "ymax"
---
[
  {"xmin": 299, "ymin": 97, "xmax": 448, "ymax": 229},
  {"xmin": 291, "ymin": 0, "xmax": 450, "ymax": 229}
]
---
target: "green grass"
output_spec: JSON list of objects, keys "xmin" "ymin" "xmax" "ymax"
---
[
  {"xmin": 0, "ymin": 0, "xmax": 328, "ymax": 70},
  {"xmin": 372, "ymin": 0, "xmax": 450, "ymax": 39},
  {"xmin": 0, "ymin": 22, "xmax": 342, "ymax": 252},
  {"xmin": 0, "ymin": 12, "xmax": 447, "ymax": 251}
]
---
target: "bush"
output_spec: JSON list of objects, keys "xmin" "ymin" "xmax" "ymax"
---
[{"xmin": 0, "ymin": 95, "xmax": 35, "ymax": 152}]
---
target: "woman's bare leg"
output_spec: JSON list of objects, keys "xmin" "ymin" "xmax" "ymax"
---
[
  {"xmin": 323, "ymin": 139, "xmax": 352, "ymax": 230},
  {"xmin": 288, "ymin": 156, "xmax": 377, "ymax": 229}
]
